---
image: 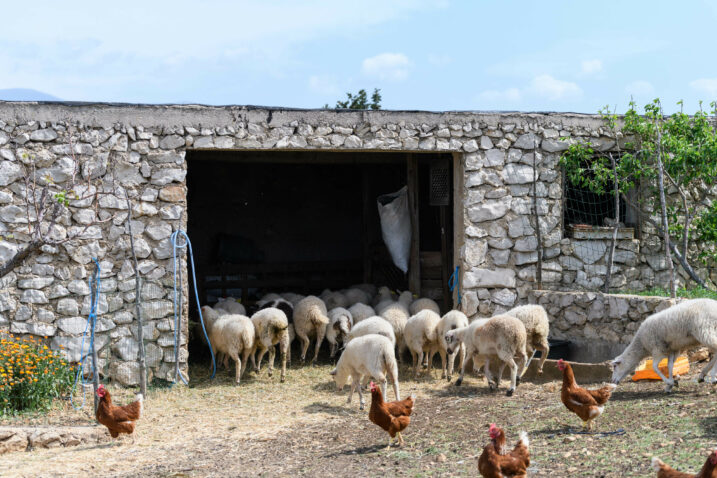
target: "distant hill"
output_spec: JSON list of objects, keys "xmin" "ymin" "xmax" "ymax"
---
[{"xmin": 0, "ymin": 88, "xmax": 62, "ymax": 101}]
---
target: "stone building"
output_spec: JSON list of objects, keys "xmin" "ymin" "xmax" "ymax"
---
[{"xmin": 0, "ymin": 102, "xmax": 712, "ymax": 383}]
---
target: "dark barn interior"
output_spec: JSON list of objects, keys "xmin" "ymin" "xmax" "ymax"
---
[{"xmin": 186, "ymin": 150, "xmax": 454, "ymax": 362}]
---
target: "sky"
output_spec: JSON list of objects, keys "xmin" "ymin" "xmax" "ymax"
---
[{"xmin": 1, "ymin": 1, "xmax": 717, "ymax": 114}]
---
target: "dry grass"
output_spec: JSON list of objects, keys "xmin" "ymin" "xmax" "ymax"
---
[{"xmin": 1, "ymin": 355, "xmax": 717, "ymax": 477}]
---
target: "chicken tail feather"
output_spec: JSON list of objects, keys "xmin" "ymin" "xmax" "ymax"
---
[
  {"xmin": 518, "ymin": 431, "xmax": 529, "ymax": 450},
  {"xmin": 651, "ymin": 457, "xmax": 666, "ymax": 471}
]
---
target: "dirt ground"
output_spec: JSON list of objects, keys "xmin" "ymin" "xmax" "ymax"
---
[{"xmin": 2, "ymin": 355, "xmax": 717, "ymax": 478}]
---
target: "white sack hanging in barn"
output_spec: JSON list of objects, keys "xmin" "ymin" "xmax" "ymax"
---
[{"xmin": 377, "ymin": 186, "xmax": 411, "ymax": 273}]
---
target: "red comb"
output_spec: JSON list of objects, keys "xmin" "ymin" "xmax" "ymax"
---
[{"xmin": 489, "ymin": 423, "xmax": 497, "ymax": 431}]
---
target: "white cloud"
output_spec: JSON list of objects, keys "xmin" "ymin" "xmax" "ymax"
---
[
  {"xmin": 580, "ymin": 59, "xmax": 602, "ymax": 75},
  {"xmin": 529, "ymin": 75, "xmax": 582, "ymax": 100},
  {"xmin": 625, "ymin": 80, "xmax": 655, "ymax": 97},
  {"xmin": 362, "ymin": 53, "xmax": 412, "ymax": 82},
  {"xmin": 308, "ymin": 75, "xmax": 341, "ymax": 96},
  {"xmin": 477, "ymin": 88, "xmax": 522, "ymax": 104},
  {"xmin": 690, "ymin": 78, "xmax": 717, "ymax": 98}
]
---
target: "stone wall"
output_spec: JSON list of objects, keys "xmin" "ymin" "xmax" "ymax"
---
[
  {"xmin": 532, "ymin": 289, "xmax": 679, "ymax": 345},
  {"xmin": 0, "ymin": 101, "xmax": 712, "ymax": 383}
]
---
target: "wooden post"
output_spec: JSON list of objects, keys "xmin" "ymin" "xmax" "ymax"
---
[
  {"xmin": 124, "ymin": 191, "xmax": 147, "ymax": 398},
  {"xmin": 407, "ymin": 155, "xmax": 420, "ymax": 294}
]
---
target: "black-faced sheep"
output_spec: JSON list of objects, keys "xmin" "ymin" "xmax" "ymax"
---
[{"xmin": 326, "ymin": 307, "xmax": 353, "ymax": 358}]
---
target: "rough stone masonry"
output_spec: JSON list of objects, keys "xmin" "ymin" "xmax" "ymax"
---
[{"xmin": 0, "ymin": 102, "xmax": 712, "ymax": 384}]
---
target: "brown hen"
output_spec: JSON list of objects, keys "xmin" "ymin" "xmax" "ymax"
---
[
  {"xmin": 478, "ymin": 424, "xmax": 530, "ymax": 478},
  {"xmin": 558, "ymin": 358, "xmax": 616, "ymax": 431}
]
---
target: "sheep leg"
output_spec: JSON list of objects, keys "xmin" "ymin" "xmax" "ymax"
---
[
  {"xmin": 426, "ymin": 349, "xmax": 436, "ymax": 377},
  {"xmin": 279, "ymin": 333, "xmax": 289, "ymax": 383},
  {"xmin": 650, "ymin": 351, "xmax": 675, "ymax": 392},
  {"xmin": 484, "ymin": 357, "xmax": 497, "ymax": 390},
  {"xmin": 347, "ymin": 376, "xmax": 357, "ymax": 405},
  {"xmin": 415, "ymin": 350, "xmax": 424, "ymax": 378},
  {"xmin": 267, "ymin": 345, "xmax": 276, "ymax": 377},
  {"xmin": 256, "ymin": 346, "xmax": 267, "ymax": 372},
  {"xmin": 536, "ymin": 339, "xmax": 550, "ymax": 375},
  {"xmin": 329, "ymin": 342, "xmax": 337, "ymax": 358},
  {"xmin": 410, "ymin": 350, "xmax": 418, "ymax": 377},
  {"xmin": 440, "ymin": 349, "xmax": 448, "ymax": 380},
  {"xmin": 499, "ymin": 352, "xmax": 519, "ymax": 397},
  {"xmin": 312, "ymin": 325, "xmax": 325, "ymax": 365},
  {"xmin": 698, "ymin": 350, "xmax": 717, "ymax": 382},
  {"xmin": 455, "ymin": 344, "xmax": 472, "ymax": 386},
  {"xmin": 297, "ymin": 329, "xmax": 311, "ymax": 363},
  {"xmin": 521, "ymin": 348, "xmax": 537, "ymax": 378},
  {"xmin": 516, "ymin": 350, "xmax": 528, "ymax": 384},
  {"xmin": 230, "ymin": 351, "xmax": 241, "ymax": 385},
  {"xmin": 240, "ymin": 347, "xmax": 252, "ymax": 379},
  {"xmin": 357, "ymin": 379, "xmax": 366, "ymax": 410}
]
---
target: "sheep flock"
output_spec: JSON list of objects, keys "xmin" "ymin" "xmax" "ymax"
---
[{"xmin": 198, "ymin": 287, "xmax": 717, "ymax": 406}]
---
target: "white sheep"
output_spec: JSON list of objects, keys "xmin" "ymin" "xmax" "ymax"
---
[
  {"xmin": 326, "ymin": 307, "xmax": 353, "ymax": 358},
  {"xmin": 281, "ymin": 292, "xmax": 305, "ymax": 307},
  {"xmin": 201, "ymin": 306, "xmax": 255, "ymax": 384},
  {"xmin": 379, "ymin": 291, "xmax": 413, "ymax": 361},
  {"xmin": 341, "ymin": 288, "xmax": 371, "ymax": 307},
  {"xmin": 258, "ymin": 297, "xmax": 295, "ymax": 365},
  {"xmin": 250, "ymin": 307, "xmax": 290, "ymax": 382},
  {"xmin": 214, "ymin": 297, "xmax": 246, "ymax": 316},
  {"xmin": 372, "ymin": 286, "xmax": 395, "ymax": 308},
  {"xmin": 349, "ymin": 283, "xmax": 377, "ymax": 302},
  {"xmin": 319, "ymin": 289, "xmax": 348, "ymax": 310},
  {"xmin": 437, "ymin": 310, "xmax": 470, "ymax": 381},
  {"xmin": 445, "ymin": 315, "xmax": 528, "ymax": 396},
  {"xmin": 409, "ymin": 297, "xmax": 441, "ymax": 316},
  {"xmin": 348, "ymin": 303, "xmax": 376, "ymax": 324},
  {"xmin": 347, "ymin": 316, "xmax": 396, "ymax": 346},
  {"xmin": 330, "ymin": 334, "xmax": 400, "ymax": 410},
  {"xmin": 611, "ymin": 298, "xmax": 717, "ymax": 392},
  {"xmin": 293, "ymin": 295, "xmax": 330, "ymax": 364},
  {"xmin": 404, "ymin": 309, "xmax": 442, "ymax": 377},
  {"xmin": 504, "ymin": 304, "xmax": 550, "ymax": 375}
]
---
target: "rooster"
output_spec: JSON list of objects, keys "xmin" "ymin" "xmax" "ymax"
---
[
  {"xmin": 478, "ymin": 424, "xmax": 530, "ymax": 478},
  {"xmin": 652, "ymin": 450, "xmax": 717, "ymax": 478},
  {"xmin": 557, "ymin": 358, "xmax": 616, "ymax": 431},
  {"xmin": 368, "ymin": 381, "xmax": 414, "ymax": 449},
  {"xmin": 95, "ymin": 384, "xmax": 143, "ymax": 439}
]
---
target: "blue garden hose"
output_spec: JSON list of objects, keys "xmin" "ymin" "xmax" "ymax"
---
[
  {"xmin": 172, "ymin": 230, "xmax": 215, "ymax": 383},
  {"xmin": 449, "ymin": 265, "xmax": 461, "ymax": 306},
  {"xmin": 70, "ymin": 258, "xmax": 100, "ymax": 410}
]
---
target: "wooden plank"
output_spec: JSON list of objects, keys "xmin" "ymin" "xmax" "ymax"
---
[
  {"xmin": 407, "ymin": 154, "xmax": 420, "ymax": 295},
  {"xmin": 420, "ymin": 252, "xmax": 442, "ymax": 268}
]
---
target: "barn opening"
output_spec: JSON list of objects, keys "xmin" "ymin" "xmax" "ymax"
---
[{"xmin": 186, "ymin": 150, "xmax": 455, "ymax": 364}]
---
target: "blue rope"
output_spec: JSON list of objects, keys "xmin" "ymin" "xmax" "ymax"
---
[
  {"xmin": 449, "ymin": 265, "xmax": 461, "ymax": 306},
  {"xmin": 171, "ymin": 230, "xmax": 215, "ymax": 383},
  {"xmin": 70, "ymin": 258, "xmax": 100, "ymax": 410}
]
